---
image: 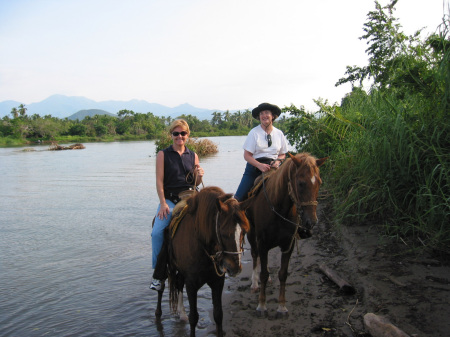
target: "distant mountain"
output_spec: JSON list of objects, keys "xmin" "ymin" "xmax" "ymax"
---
[
  {"xmin": 68, "ymin": 109, "xmax": 117, "ymax": 120},
  {"xmin": 0, "ymin": 94, "xmax": 220, "ymax": 120}
]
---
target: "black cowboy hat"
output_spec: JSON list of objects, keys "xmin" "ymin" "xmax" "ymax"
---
[{"xmin": 251, "ymin": 102, "xmax": 282, "ymax": 119}]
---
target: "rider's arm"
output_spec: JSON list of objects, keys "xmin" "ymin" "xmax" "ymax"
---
[{"xmin": 156, "ymin": 151, "xmax": 169, "ymax": 219}]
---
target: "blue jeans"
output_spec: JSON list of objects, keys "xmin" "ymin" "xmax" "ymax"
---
[
  {"xmin": 151, "ymin": 199, "xmax": 175, "ymax": 269},
  {"xmin": 235, "ymin": 162, "xmax": 262, "ymax": 201}
]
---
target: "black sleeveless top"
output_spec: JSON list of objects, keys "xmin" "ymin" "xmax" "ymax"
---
[{"xmin": 162, "ymin": 145, "xmax": 196, "ymax": 199}]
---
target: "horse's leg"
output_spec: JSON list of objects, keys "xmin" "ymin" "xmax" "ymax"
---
[
  {"xmin": 186, "ymin": 284, "xmax": 199, "ymax": 337},
  {"xmin": 251, "ymin": 256, "xmax": 260, "ymax": 293},
  {"xmin": 210, "ymin": 278, "xmax": 225, "ymax": 337},
  {"xmin": 155, "ymin": 282, "xmax": 165, "ymax": 317},
  {"xmin": 248, "ymin": 232, "xmax": 260, "ymax": 293},
  {"xmin": 174, "ymin": 275, "xmax": 188, "ymax": 321},
  {"xmin": 256, "ymin": 249, "xmax": 269, "ymax": 317},
  {"xmin": 276, "ymin": 249, "xmax": 294, "ymax": 318},
  {"xmin": 177, "ymin": 290, "xmax": 188, "ymax": 322}
]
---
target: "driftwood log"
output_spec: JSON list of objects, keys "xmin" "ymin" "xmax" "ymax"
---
[
  {"xmin": 319, "ymin": 263, "xmax": 356, "ymax": 295},
  {"xmin": 49, "ymin": 143, "xmax": 85, "ymax": 151},
  {"xmin": 364, "ymin": 313, "xmax": 410, "ymax": 337}
]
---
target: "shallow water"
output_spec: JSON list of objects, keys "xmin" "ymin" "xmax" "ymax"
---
[{"xmin": 0, "ymin": 136, "xmax": 247, "ymax": 337}]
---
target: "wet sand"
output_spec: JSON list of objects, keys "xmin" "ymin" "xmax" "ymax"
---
[{"xmin": 215, "ymin": 202, "xmax": 450, "ymax": 337}]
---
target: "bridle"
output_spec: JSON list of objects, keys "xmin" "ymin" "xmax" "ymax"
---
[
  {"xmin": 205, "ymin": 202, "xmax": 245, "ymax": 277},
  {"xmin": 261, "ymin": 159, "xmax": 318, "ymax": 253}
]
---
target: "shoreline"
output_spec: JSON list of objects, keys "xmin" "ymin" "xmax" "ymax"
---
[{"xmin": 210, "ymin": 202, "xmax": 450, "ymax": 337}]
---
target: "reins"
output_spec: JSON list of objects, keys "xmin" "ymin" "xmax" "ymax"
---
[
  {"xmin": 261, "ymin": 158, "xmax": 318, "ymax": 253},
  {"xmin": 185, "ymin": 164, "xmax": 204, "ymax": 190},
  {"xmin": 205, "ymin": 205, "xmax": 244, "ymax": 277}
]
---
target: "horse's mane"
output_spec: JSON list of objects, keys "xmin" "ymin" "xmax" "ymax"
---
[
  {"xmin": 185, "ymin": 186, "xmax": 226, "ymax": 243},
  {"xmin": 266, "ymin": 152, "xmax": 319, "ymax": 201},
  {"xmin": 185, "ymin": 186, "xmax": 249, "ymax": 244}
]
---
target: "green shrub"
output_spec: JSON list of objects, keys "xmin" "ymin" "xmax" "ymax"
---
[{"xmin": 155, "ymin": 132, "xmax": 218, "ymax": 157}]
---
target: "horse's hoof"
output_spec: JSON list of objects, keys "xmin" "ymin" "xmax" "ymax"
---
[
  {"xmin": 255, "ymin": 309, "xmax": 268, "ymax": 318},
  {"xmin": 250, "ymin": 287, "xmax": 259, "ymax": 294},
  {"xmin": 276, "ymin": 311, "xmax": 289, "ymax": 319}
]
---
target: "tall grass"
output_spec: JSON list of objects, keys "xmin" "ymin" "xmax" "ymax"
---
[
  {"xmin": 330, "ymin": 90, "xmax": 449, "ymax": 250},
  {"xmin": 300, "ymin": 86, "xmax": 449, "ymax": 254},
  {"xmin": 286, "ymin": 30, "xmax": 449, "ymax": 254}
]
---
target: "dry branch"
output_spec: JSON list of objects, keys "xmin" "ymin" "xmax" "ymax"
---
[
  {"xmin": 364, "ymin": 313, "xmax": 410, "ymax": 337},
  {"xmin": 319, "ymin": 263, "xmax": 356, "ymax": 295}
]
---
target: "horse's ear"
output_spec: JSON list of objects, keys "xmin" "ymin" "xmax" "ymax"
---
[
  {"xmin": 316, "ymin": 157, "xmax": 328, "ymax": 167},
  {"xmin": 216, "ymin": 194, "xmax": 230, "ymax": 212},
  {"xmin": 216, "ymin": 198, "xmax": 223, "ymax": 210},
  {"xmin": 216, "ymin": 198, "xmax": 229, "ymax": 212},
  {"xmin": 289, "ymin": 152, "xmax": 303, "ymax": 166}
]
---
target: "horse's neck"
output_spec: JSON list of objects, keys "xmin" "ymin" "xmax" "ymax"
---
[{"xmin": 266, "ymin": 163, "xmax": 292, "ymax": 205}]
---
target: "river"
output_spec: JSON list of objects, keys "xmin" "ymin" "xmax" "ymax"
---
[{"xmin": 0, "ymin": 136, "xmax": 249, "ymax": 337}]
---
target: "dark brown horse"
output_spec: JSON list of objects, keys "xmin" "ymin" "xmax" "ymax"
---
[
  {"xmin": 156, "ymin": 186, "xmax": 250, "ymax": 337},
  {"xmin": 241, "ymin": 153, "xmax": 327, "ymax": 317}
]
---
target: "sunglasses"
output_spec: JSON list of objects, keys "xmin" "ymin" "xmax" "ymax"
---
[
  {"xmin": 172, "ymin": 131, "xmax": 188, "ymax": 137},
  {"xmin": 266, "ymin": 134, "xmax": 272, "ymax": 147}
]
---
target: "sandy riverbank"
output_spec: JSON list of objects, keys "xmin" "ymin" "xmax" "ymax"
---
[{"xmin": 211, "ymin": 202, "xmax": 450, "ymax": 337}]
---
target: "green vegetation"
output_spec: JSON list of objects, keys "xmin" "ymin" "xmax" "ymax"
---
[
  {"xmin": 286, "ymin": 1, "xmax": 449, "ymax": 255},
  {"xmin": 2, "ymin": 1, "xmax": 448, "ymax": 254},
  {"xmin": 0, "ymin": 107, "xmax": 269, "ymax": 147},
  {"xmin": 155, "ymin": 132, "xmax": 219, "ymax": 157}
]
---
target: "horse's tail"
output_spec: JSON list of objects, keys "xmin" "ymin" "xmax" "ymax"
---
[
  {"xmin": 168, "ymin": 275, "xmax": 178, "ymax": 314},
  {"xmin": 167, "ymin": 245, "xmax": 179, "ymax": 314}
]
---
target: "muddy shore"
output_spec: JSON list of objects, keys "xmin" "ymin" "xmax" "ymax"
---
[{"xmin": 213, "ymin": 202, "xmax": 450, "ymax": 337}]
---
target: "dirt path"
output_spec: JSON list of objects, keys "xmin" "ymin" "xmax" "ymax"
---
[{"xmin": 218, "ymin": 202, "xmax": 450, "ymax": 337}]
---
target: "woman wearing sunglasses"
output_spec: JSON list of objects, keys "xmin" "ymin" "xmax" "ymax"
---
[
  {"xmin": 150, "ymin": 119, "xmax": 204, "ymax": 291},
  {"xmin": 234, "ymin": 102, "xmax": 288, "ymax": 201}
]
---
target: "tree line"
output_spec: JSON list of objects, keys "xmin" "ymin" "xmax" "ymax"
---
[{"xmin": 0, "ymin": 107, "xmax": 292, "ymax": 145}]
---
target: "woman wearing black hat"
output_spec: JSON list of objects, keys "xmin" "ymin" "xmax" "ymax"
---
[{"xmin": 234, "ymin": 103, "xmax": 288, "ymax": 201}]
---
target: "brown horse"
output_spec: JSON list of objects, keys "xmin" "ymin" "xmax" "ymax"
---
[
  {"xmin": 156, "ymin": 186, "xmax": 250, "ymax": 337},
  {"xmin": 241, "ymin": 153, "xmax": 327, "ymax": 317}
]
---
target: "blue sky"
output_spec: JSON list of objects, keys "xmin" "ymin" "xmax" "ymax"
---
[{"xmin": 0, "ymin": 0, "xmax": 447, "ymax": 111}]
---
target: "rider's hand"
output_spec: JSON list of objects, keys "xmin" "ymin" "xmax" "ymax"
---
[
  {"xmin": 258, "ymin": 163, "xmax": 271, "ymax": 172},
  {"xmin": 195, "ymin": 165, "xmax": 204, "ymax": 177},
  {"xmin": 271, "ymin": 160, "xmax": 280, "ymax": 169},
  {"xmin": 158, "ymin": 202, "xmax": 170, "ymax": 220}
]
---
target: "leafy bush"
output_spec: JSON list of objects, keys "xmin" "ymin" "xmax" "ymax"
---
[{"xmin": 155, "ymin": 132, "xmax": 218, "ymax": 157}]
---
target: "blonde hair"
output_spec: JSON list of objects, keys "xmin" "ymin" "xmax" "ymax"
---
[{"xmin": 169, "ymin": 119, "xmax": 190, "ymax": 135}]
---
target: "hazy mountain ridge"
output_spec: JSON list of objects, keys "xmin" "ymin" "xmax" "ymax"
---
[
  {"xmin": 0, "ymin": 94, "xmax": 221, "ymax": 120},
  {"xmin": 68, "ymin": 109, "xmax": 117, "ymax": 120}
]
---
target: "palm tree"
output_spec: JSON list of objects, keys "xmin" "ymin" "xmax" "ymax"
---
[
  {"xmin": 211, "ymin": 111, "xmax": 222, "ymax": 126},
  {"xmin": 10, "ymin": 107, "xmax": 19, "ymax": 118},
  {"xmin": 223, "ymin": 110, "xmax": 231, "ymax": 122},
  {"xmin": 18, "ymin": 104, "xmax": 27, "ymax": 117}
]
